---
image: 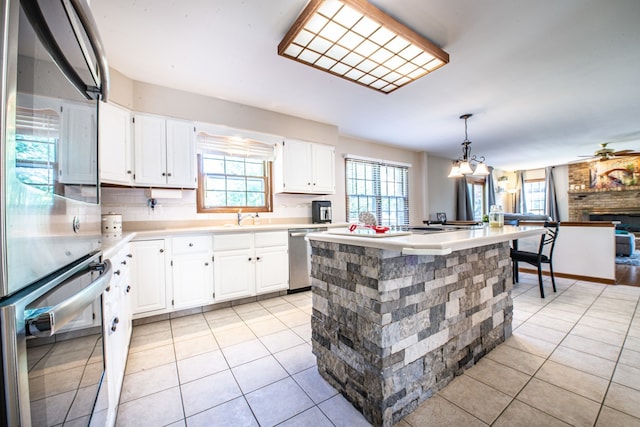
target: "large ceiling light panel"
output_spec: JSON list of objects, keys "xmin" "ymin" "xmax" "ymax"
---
[{"xmin": 278, "ymin": 0, "xmax": 449, "ymax": 93}]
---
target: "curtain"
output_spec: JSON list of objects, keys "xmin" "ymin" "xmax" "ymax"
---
[
  {"xmin": 545, "ymin": 166, "xmax": 559, "ymax": 221},
  {"xmin": 514, "ymin": 171, "xmax": 527, "ymax": 213},
  {"xmin": 486, "ymin": 166, "xmax": 496, "ymax": 209},
  {"xmin": 456, "ymin": 177, "xmax": 473, "ymax": 220}
]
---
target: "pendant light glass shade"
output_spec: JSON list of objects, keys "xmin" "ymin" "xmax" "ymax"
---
[
  {"xmin": 447, "ymin": 164, "xmax": 462, "ymax": 178},
  {"xmin": 458, "ymin": 161, "xmax": 473, "ymax": 175},
  {"xmin": 472, "ymin": 162, "xmax": 490, "ymax": 176}
]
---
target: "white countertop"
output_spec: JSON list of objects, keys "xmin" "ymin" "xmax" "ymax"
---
[
  {"xmin": 129, "ymin": 222, "xmax": 345, "ymax": 239},
  {"xmin": 307, "ymin": 225, "xmax": 547, "ymax": 255},
  {"xmin": 99, "ymin": 223, "xmax": 346, "ymax": 258}
]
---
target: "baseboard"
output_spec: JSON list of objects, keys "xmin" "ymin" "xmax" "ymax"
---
[{"xmin": 518, "ymin": 267, "xmax": 616, "ymax": 285}]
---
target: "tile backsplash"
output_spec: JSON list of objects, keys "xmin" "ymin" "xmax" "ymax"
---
[{"xmin": 101, "ymin": 187, "xmax": 330, "ymax": 226}]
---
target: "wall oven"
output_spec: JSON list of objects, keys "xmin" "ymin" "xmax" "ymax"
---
[{"xmin": 0, "ymin": 0, "xmax": 109, "ymax": 425}]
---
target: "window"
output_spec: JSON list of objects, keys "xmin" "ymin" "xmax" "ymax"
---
[
  {"xmin": 15, "ymin": 105, "xmax": 60, "ymax": 200},
  {"xmin": 345, "ymin": 157, "xmax": 409, "ymax": 226},
  {"xmin": 197, "ymin": 154, "xmax": 272, "ymax": 213},
  {"xmin": 467, "ymin": 177, "xmax": 486, "ymax": 221},
  {"xmin": 524, "ymin": 179, "xmax": 545, "ymax": 215}
]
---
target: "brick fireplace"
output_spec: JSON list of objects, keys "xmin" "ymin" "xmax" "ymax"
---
[{"xmin": 568, "ymin": 162, "xmax": 640, "ymax": 231}]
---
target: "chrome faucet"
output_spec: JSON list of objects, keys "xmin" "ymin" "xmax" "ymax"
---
[{"xmin": 237, "ymin": 210, "xmax": 253, "ymax": 226}]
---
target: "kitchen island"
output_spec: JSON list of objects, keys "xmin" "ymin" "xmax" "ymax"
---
[{"xmin": 307, "ymin": 225, "xmax": 545, "ymax": 427}]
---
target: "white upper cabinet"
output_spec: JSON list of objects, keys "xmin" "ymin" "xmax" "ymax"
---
[
  {"xmin": 311, "ymin": 142, "xmax": 335, "ymax": 193},
  {"xmin": 274, "ymin": 138, "xmax": 335, "ymax": 194},
  {"xmin": 59, "ymin": 101, "xmax": 98, "ymax": 184},
  {"xmin": 166, "ymin": 119, "xmax": 197, "ymax": 187},
  {"xmin": 99, "ymin": 102, "xmax": 132, "ymax": 185},
  {"xmin": 133, "ymin": 113, "xmax": 196, "ymax": 188}
]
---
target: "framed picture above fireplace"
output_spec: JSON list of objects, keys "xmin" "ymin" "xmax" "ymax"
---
[{"xmin": 589, "ymin": 156, "xmax": 640, "ymax": 189}]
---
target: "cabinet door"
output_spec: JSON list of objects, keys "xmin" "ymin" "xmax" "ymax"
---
[
  {"xmin": 213, "ymin": 250, "xmax": 255, "ymax": 302},
  {"xmin": 130, "ymin": 240, "xmax": 167, "ymax": 314},
  {"xmin": 282, "ymin": 139, "xmax": 312, "ymax": 192},
  {"xmin": 255, "ymin": 246, "xmax": 289, "ymax": 294},
  {"xmin": 311, "ymin": 143, "xmax": 335, "ymax": 194},
  {"xmin": 172, "ymin": 255, "xmax": 214, "ymax": 309},
  {"xmin": 59, "ymin": 102, "xmax": 98, "ymax": 184},
  {"xmin": 133, "ymin": 114, "xmax": 167, "ymax": 186},
  {"xmin": 166, "ymin": 119, "xmax": 196, "ymax": 188},
  {"xmin": 99, "ymin": 102, "xmax": 132, "ymax": 185}
]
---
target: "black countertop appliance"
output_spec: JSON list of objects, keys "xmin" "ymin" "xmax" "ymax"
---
[{"xmin": 312, "ymin": 201, "xmax": 332, "ymax": 224}]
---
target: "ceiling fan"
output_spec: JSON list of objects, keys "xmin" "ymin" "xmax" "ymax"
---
[{"xmin": 578, "ymin": 143, "xmax": 640, "ymax": 160}]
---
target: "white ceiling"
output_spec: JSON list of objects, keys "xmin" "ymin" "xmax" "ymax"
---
[{"xmin": 89, "ymin": 0, "xmax": 640, "ymax": 171}]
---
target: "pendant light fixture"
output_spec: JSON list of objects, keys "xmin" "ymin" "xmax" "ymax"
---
[{"xmin": 447, "ymin": 114, "xmax": 489, "ymax": 178}]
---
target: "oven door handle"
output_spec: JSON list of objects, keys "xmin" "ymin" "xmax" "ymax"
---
[{"xmin": 26, "ymin": 260, "xmax": 113, "ymax": 337}]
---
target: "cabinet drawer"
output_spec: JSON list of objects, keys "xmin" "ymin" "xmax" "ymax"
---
[
  {"xmin": 213, "ymin": 233, "xmax": 253, "ymax": 251},
  {"xmin": 172, "ymin": 235, "xmax": 212, "ymax": 255},
  {"xmin": 255, "ymin": 231, "xmax": 288, "ymax": 248}
]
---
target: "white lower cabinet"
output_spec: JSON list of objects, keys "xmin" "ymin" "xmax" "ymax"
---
[
  {"xmin": 213, "ymin": 231, "xmax": 289, "ymax": 302},
  {"xmin": 103, "ymin": 243, "xmax": 132, "ymax": 426},
  {"xmin": 130, "ymin": 239, "xmax": 167, "ymax": 315},
  {"xmin": 213, "ymin": 248, "xmax": 255, "ymax": 301},
  {"xmin": 129, "ymin": 231, "xmax": 289, "ymax": 314},
  {"xmin": 171, "ymin": 235, "xmax": 214, "ymax": 310},
  {"xmin": 255, "ymin": 245, "xmax": 289, "ymax": 294}
]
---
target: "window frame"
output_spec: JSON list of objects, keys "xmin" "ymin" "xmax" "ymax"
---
[
  {"xmin": 466, "ymin": 176, "xmax": 487, "ymax": 221},
  {"xmin": 345, "ymin": 157, "xmax": 410, "ymax": 226},
  {"xmin": 196, "ymin": 153, "xmax": 273, "ymax": 214},
  {"xmin": 523, "ymin": 178, "xmax": 546, "ymax": 215}
]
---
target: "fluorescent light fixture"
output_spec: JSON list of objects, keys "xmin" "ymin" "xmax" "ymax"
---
[{"xmin": 278, "ymin": 0, "xmax": 449, "ymax": 94}]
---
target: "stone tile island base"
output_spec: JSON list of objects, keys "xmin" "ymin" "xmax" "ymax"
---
[{"xmin": 310, "ymin": 240, "xmax": 513, "ymax": 427}]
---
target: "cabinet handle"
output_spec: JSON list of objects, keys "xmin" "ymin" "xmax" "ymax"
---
[
  {"xmin": 114, "ymin": 270, "xmax": 121, "ymax": 276},
  {"xmin": 126, "ymin": 254, "xmax": 133, "ymax": 258},
  {"xmin": 248, "ymin": 257, "xmax": 252, "ymax": 261},
  {"xmin": 307, "ymin": 182, "xmax": 311, "ymax": 185},
  {"xmin": 126, "ymin": 285, "xmax": 131, "ymax": 293},
  {"xmin": 105, "ymin": 285, "xmax": 111, "ymax": 292},
  {"xmin": 189, "ymin": 243, "xmax": 194, "ymax": 247},
  {"xmin": 160, "ymin": 249, "xmax": 164, "ymax": 253},
  {"xmin": 121, "ymin": 260, "xmax": 127, "ymax": 265},
  {"xmin": 167, "ymin": 173, "xmax": 172, "ymax": 177},
  {"xmin": 111, "ymin": 317, "xmax": 119, "ymax": 332},
  {"xmin": 256, "ymin": 257, "xmax": 261, "ymax": 261},
  {"xmin": 127, "ymin": 170, "xmax": 132, "ymax": 174},
  {"xmin": 205, "ymin": 262, "xmax": 209, "ymax": 266},
  {"xmin": 162, "ymin": 172, "xmax": 166, "ymax": 176},
  {"xmin": 313, "ymin": 183, "xmax": 316, "ymax": 186}
]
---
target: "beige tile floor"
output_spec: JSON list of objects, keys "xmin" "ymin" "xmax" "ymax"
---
[{"xmin": 116, "ymin": 273, "xmax": 640, "ymax": 426}]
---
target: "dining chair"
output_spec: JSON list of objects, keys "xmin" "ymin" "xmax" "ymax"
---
[{"xmin": 510, "ymin": 221, "xmax": 560, "ymax": 298}]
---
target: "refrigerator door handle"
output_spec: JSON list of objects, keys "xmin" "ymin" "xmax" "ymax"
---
[{"xmin": 25, "ymin": 260, "xmax": 112, "ymax": 337}]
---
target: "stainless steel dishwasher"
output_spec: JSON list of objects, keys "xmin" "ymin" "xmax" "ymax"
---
[{"xmin": 288, "ymin": 227, "xmax": 328, "ymax": 292}]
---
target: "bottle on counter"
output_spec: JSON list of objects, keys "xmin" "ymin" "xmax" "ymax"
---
[{"xmin": 489, "ymin": 205, "xmax": 504, "ymax": 228}]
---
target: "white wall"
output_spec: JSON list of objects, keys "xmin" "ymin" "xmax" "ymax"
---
[
  {"xmin": 103, "ymin": 72, "xmax": 451, "ymax": 225},
  {"xmin": 517, "ymin": 224, "xmax": 615, "ymax": 282},
  {"xmin": 426, "ymin": 155, "xmax": 457, "ymax": 221}
]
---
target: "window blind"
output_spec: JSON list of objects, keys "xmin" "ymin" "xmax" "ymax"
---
[
  {"xmin": 345, "ymin": 157, "xmax": 409, "ymax": 226},
  {"xmin": 197, "ymin": 132, "xmax": 276, "ymax": 161}
]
